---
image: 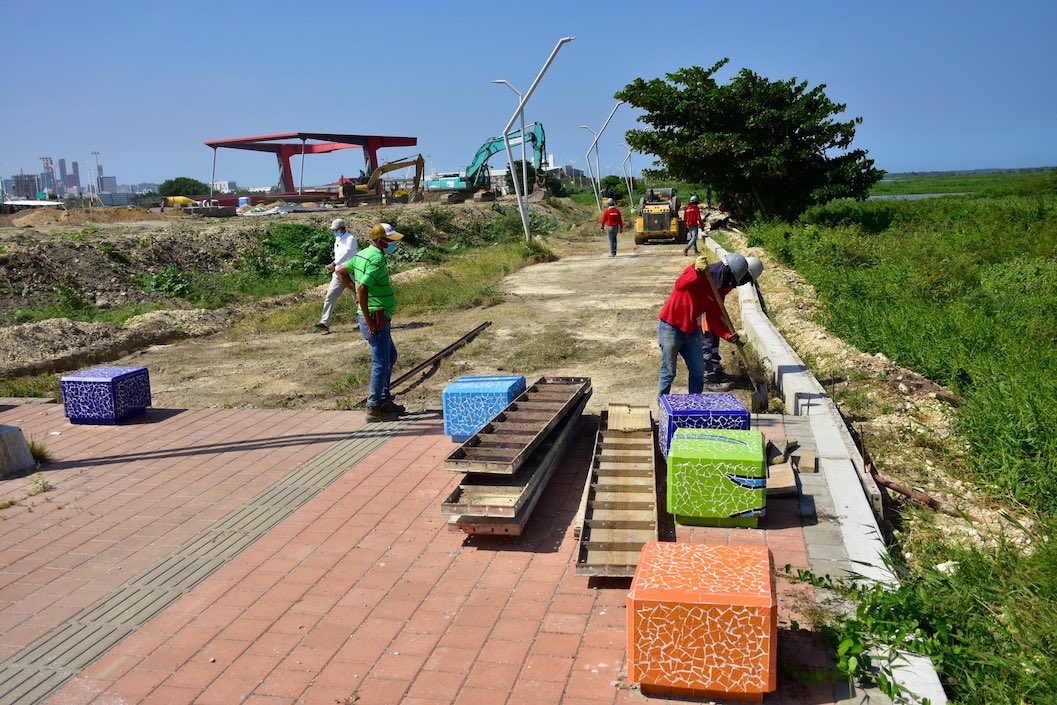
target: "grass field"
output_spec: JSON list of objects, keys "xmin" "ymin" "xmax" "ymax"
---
[
  {"xmin": 748, "ymin": 170, "xmax": 1057, "ymax": 703},
  {"xmin": 870, "ymin": 167, "xmax": 1056, "ymax": 196}
]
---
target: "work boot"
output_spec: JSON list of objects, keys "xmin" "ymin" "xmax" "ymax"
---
[
  {"xmin": 364, "ymin": 406, "xmax": 399, "ymax": 422},
  {"xmin": 705, "ymin": 371, "xmax": 735, "ymax": 385},
  {"xmin": 379, "ymin": 399, "xmax": 405, "ymax": 415},
  {"xmin": 703, "ymin": 380, "xmax": 733, "ymax": 392},
  {"xmin": 313, "ymin": 322, "xmax": 329, "ymax": 334}
]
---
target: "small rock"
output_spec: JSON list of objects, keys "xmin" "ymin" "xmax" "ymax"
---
[{"xmin": 897, "ymin": 383, "xmax": 909, "ymax": 393}]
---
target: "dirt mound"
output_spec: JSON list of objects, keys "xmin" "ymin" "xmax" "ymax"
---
[
  {"xmin": 11, "ymin": 206, "xmax": 177, "ymax": 228},
  {"xmin": 0, "ymin": 309, "xmax": 232, "ymax": 378}
]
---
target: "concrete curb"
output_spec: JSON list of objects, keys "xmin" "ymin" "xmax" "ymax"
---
[{"xmin": 705, "ymin": 236, "xmax": 948, "ymax": 704}]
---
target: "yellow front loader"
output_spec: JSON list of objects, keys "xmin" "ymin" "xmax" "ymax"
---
[{"xmin": 634, "ymin": 187, "xmax": 684, "ymax": 245}]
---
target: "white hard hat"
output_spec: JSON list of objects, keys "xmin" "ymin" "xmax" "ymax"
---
[
  {"xmin": 606, "ymin": 198, "xmax": 615, "ymax": 207},
  {"xmin": 329, "ymin": 218, "xmax": 346, "ymax": 231},
  {"xmin": 746, "ymin": 256, "xmax": 764, "ymax": 281},
  {"xmin": 690, "ymin": 195, "xmax": 699, "ymax": 203},
  {"xmin": 722, "ymin": 252, "xmax": 749, "ymax": 283}
]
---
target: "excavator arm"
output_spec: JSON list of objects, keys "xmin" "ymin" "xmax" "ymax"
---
[
  {"xmin": 465, "ymin": 122, "xmax": 545, "ymax": 190},
  {"xmin": 366, "ymin": 154, "xmax": 424, "ymax": 191}
]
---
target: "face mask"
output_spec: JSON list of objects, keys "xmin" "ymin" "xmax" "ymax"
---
[{"xmin": 384, "ymin": 241, "xmax": 399, "ymax": 255}]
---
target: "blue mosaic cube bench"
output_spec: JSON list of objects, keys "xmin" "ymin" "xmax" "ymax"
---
[
  {"xmin": 442, "ymin": 375, "xmax": 527, "ymax": 443},
  {"xmin": 61, "ymin": 365, "xmax": 152, "ymax": 424},
  {"xmin": 658, "ymin": 393, "xmax": 750, "ymax": 457}
]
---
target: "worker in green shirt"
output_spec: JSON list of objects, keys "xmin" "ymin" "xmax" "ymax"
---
[{"xmin": 336, "ymin": 222, "xmax": 405, "ymax": 421}]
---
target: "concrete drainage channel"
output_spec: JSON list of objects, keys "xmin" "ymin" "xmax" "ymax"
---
[
  {"xmin": 708, "ymin": 236, "xmax": 948, "ymax": 704},
  {"xmin": 0, "ymin": 420, "xmax": 407, "ymax": 705}
]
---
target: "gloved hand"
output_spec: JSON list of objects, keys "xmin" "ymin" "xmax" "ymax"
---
[{"xmin": 695, "ymin": 254, "xmax": 711, "ymax": 271}]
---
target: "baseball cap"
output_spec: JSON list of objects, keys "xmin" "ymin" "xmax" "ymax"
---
[
  {"xmin": 369, "ymin": 223, "xmax": 404, "ymax": 241},
  {"xmin": 329, "ymin": 218, "xmax": 346, "ymax": 231}
]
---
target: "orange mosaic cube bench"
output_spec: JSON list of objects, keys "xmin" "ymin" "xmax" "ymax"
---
[{"xmin": 627, "ymin": 541, "xmax": 777, "ymax": 701}]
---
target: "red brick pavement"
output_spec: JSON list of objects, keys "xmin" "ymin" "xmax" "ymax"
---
[{"xmin": 0, "ymin": 404, "xmax": 835, "ymax": 704}]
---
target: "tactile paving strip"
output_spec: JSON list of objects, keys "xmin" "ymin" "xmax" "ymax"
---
[{"xmin": 0, "ymin": 419, "xmax": 405, "ymax": 705}]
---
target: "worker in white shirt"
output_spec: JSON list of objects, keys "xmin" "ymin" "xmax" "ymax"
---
[{"xmin": 314, "ymin": 218, "xmax": 358, "ymax": 334}]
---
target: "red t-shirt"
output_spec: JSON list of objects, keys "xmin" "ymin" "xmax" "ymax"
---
[
  {"xmin": 600, "ymin": 206, "xmax": 624, "ymax": 228},
  {"xmin": 658, "ymin": 264, "xmax": 733, "ymax": 338}
]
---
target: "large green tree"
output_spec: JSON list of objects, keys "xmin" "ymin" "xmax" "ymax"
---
[
  {"xmin": 615, "ymin": 59, "xmax": 884, "ymax": 221},
  {"xmin": 158, "ymin": 177, "xmax": 210, "ymax": 197}
]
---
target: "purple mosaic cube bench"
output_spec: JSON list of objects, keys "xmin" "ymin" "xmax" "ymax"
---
[
  {"xmin": 442, "ymin": 375, "xmax": 527, "ymax": 443},
  {"xmin": 60, "ymin": 366, "xmax": 152, "ymax": 424},
  {"xmin": 658, "ymin": 393, "xmax": 750, "ymax": 457}
]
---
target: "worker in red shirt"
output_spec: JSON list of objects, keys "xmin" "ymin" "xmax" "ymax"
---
[
  {"xmin": 599, "ymin": 198, "xmax": 624, "ymax": 257},
  {"xmin": 682, "ymin": 195, "xmax": 704, "ymax": 256},
  {"xmin": 657, "ymin": 254, "xmax": 740, "ymax": 403}
]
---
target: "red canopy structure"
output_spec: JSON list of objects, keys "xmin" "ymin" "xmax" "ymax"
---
[{"xmin": 203, "ymin": 132, "xmax": 418, "ymax": 195}]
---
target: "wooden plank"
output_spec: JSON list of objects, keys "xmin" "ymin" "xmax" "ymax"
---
[
  {"xmin": 445, "ymin": 377, "xmax": 591, "ymax": 475},
  {"xmin": 607, "ymin": 404, "xmax": 652, "ymax": 432},
  {"xmin": 767, "ymin": 461, "xmax": 798, "ymax": 497},
  {"xmin": 792, "ymin": 450, "xmax": 818, "ymax": 474},
  {"xmin": 576, "ymin": 407, "xmax": 658, "ymax": 577}
]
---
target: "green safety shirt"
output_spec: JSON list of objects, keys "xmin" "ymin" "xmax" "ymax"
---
[{"xmin": 352, "ymin": 246, "xmax": 396, "ymax": 320}]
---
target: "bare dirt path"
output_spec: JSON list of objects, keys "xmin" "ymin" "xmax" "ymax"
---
[{"xmin": 114, "ymin": 232, "xmax": 740, "ymax": 414}]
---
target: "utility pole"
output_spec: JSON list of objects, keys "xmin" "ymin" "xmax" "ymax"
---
[
  {"xmin": 493, "ymin": 79, "xmax": 528, "ymax": 208},
  {"xmin": 500, "ymin": 36, "xmax": 575, "ymax": 242}
]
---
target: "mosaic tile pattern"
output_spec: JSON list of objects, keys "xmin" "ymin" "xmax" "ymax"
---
[
  {"xmin": 442, "ymin": 375, "xmax": 526, "ymax": 441},
  {"xmin": 628, "ymin": 542, "xmax": 777, "ymax": 697},
  {"xmin": 667, "ymin": 428, "xmax": 766, "ymax": 527},
  {"xmin": 61, "ymin": 366, "xmax": 151, "ymax": 424},
  {"xmin": 659, "ymin": 393, "xmax": 749, "ymax": 457}
]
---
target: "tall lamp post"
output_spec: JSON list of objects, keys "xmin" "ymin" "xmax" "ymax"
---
[
  {"xmin": 621, "ymin": 146, "xmax": 636, "ymax": 213},
  {"xmin": 583, "ymin": 101, "xmax": 621, "ymax": 212},
  {"xmin": 493, "ymin": 79, "xmax": 528, "ymax": 206},
  {"xmin": 501, "ymin": 36, "xmax": 575, "ymax": 242},
  {"xmin": 578, "ymin": 125, "xmax": 600, "ymax": 211}
]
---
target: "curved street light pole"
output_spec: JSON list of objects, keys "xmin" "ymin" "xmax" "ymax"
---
[
  {"xmin": 579, "ymin": 125, "xmax": 600, "ymax": 211},
  {"xmin": 501, "ymin": 36, "xmax": 575, "ymax": 242},
  {"xmin": 621, "ymin": 147, "xmax": 635, "ymax": 213},
  {"xmin": 582, "ymin": 101, "xmax": 625, "ymax": 212},
  {"xmin": 493, "ymin": 80, "xmax": 528, "ymax": 207}
]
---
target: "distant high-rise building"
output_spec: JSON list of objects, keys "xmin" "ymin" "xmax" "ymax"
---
[
  {"xmin": 98, "ymin": 176, "xmax": 118, "ymax": 193},
  {"xmin": 11, "ymin": 173, "xmax": 38, "ymax": 199},
  {"xmin": 69, "ymin": 161, "xmax": 81, "ymax": 189},
  {"xmin": 58, "ymin": 159, "xmax": 68, "ymax": 184}
]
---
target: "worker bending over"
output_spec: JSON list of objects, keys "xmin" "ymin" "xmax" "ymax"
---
[
  {"xmin": 699, "ymin": 253, "xmax": 764, "ymax": 390},
  {"xmin": 657, "ymin": 254, "xmax": 740, "ymax": 403}
]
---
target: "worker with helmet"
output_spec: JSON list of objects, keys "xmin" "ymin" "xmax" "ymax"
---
[
  {"xmin": 657, "ymin": 254, "xmax": 741, "ymax": 403},
  {"xmin": 314, "ymin": 218, "xmax": 358, "ymax": 334},
  {"xmin": 683, "ymin": 195, "xmax": 704, "ymax": 256},
  {"xmin": 699, "ymin": 252, "xmax": 765, "ymax": 390},
  {"xmin": 600, "ymin": 198, "xmax": 624, "ymax": 257}
]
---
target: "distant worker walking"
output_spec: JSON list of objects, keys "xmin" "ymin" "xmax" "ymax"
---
[
  {"xmin": 336, "ymin": 223, "xmax": 407, "ymax": 421},
  {"xmin": 600, "ymin": 198, "xmax": 624, "ymax": 257},
  {"xmin": 683, "ymin": 195, "xmax": 703, "ymax": 256},
  {"xmin": 699, "ymin": 253, "xmax": 765, "ymax": 390},
  {"xmin": 315, "ymin": 218, "xmax": 358, "ymax": 334},
  {"xmin": 657, "ymin": 254, "xmax": 741, "ymax": 404}
]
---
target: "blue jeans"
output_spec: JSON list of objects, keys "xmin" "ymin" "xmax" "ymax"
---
[
  {"xmin": 605, "ymin": 226, "xmax": 619, "ymax": 256},
  {"xmin": 657, "ymin": 320, "xmax": 704, "ymax": 403},
  {"xmin": 358, "ymin": 314, "xmax": 398, "ymax": 408},
  {"xmin": 683, "ymin": 226, "xmax": 699, "ymax": 254}
]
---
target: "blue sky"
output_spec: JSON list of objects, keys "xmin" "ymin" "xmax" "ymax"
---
[{"xmin": 3, "ymin": 1, "xmax": 1054, "ymax": 189}]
